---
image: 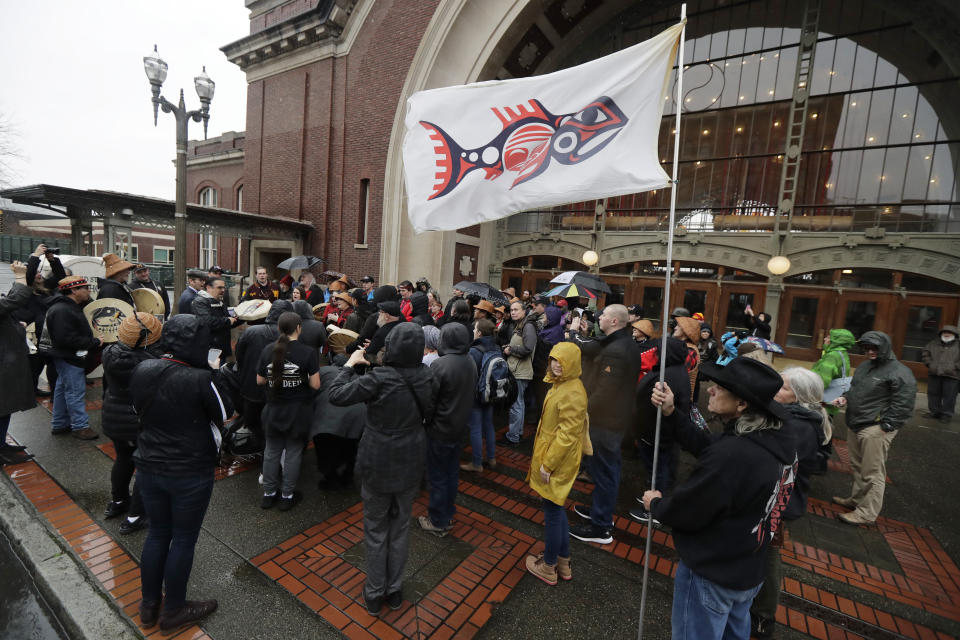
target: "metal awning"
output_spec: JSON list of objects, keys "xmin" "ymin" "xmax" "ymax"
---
[{"xmin": 0, "ymin": 184, "xmax": 313, "ymax": 240}]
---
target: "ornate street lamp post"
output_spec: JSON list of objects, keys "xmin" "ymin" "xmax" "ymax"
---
[{"xmin": 142, "ymin": 45, "xmax": 214, "ymax": 304}]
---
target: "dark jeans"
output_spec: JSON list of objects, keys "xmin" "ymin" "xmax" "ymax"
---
[
  {"xmin": 468, "ymin": 404, "xmax": 495, "ymax": 465},
  {"xmin": 426, "ymin": 438, "xmax": 460, "ymax": 528},
  {"xmin": 242, "ymin": 399, "xmax": 265, "ymax": 439},
  {"xmin": 313, "ymin": 433, "xmax": 358, "ymax": 486},
  {"xmin": 588, "ymin": 427, "xmax": 622, "ymax": 529},
  {"xmin": 138, "ymin": 471, "xmax": 214, "ymax": 612},
  {"xmin": 0, "ymin": 414, "xmax": 9, "ymax": 444},
  {"xmin": 542, "ymin": 498, "xmax": 570, "ymax": 565},
  {"xmin": 928, "ymin": 375, "xmax": 959, "ymax": 418},
  {"xmin": 751, "ymin": 531, "xmax": 784, "ymax": 621},
  {"xmin": 110, "ymin": 439, "xmax": 144, "ymax": 518},
  {"xmin": 638, "ymin": 440, "xmax": 677, "ymax": 493},
  {"xmin": 29, "ymin": 353, "xmax": 57, "ymax": 392}
]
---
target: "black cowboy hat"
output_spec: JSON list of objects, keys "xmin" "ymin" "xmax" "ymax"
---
[{"xmin": 698, "ymin": 357, "xmax": 790, "ymax": 422}]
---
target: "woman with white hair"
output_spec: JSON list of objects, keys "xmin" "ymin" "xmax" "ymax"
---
[{"xmin": 749, "ymin": 366, "xmax": 827, "ymax": 638}]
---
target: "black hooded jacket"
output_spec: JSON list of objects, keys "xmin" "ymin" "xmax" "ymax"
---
[
  {"xmin": 651, "ymin": 408, "xmax": 798, "ymax": 590},
  {"xmin": 347, "ymin": 285, "xmax": 398, "ymax": 353},
  {"xmin": 13, "ymin": 255, "xmax": 66, "ymax": 334},
  {"xmin": 582, "ymin": 326, "xmax": 641, "ymax": 432},
  {"xmin": 410, "ymin": 291, "xmax": 435, "ymax": 327},
  {"xmin": 293, "ymin": 300, "xmax": 327, "ymax": 350},
  {"xmin": 698, "ymin": 323, "xmax": 719, "ymax": 364},
  {"xmin": 782, "ymin": 403, "xmax": 824, "ymax": 521},
  {"xmin": 131, "ymin": 316, "xmax": 233, "ymax": 477},
  {"xmin": 44, "ymin": 294, "xmax": 100, "ymax": 367},
  {"xmin": 428, "ymin": 324, "xmax": 478, "ymax": 442},
  {"xmin": 328, "ymin": 323, "xmax": 434, "ymax": 493},
  {"xmin": 636, "ymin": 338, "xmax": 692, "ymax": 447},
  {"xmin": 97, "ymin": 279, "xmax": 135, "ymax": 307},
  {"xmin": 235, "ymin": 301, "xmax": 291, "ymax": 401},
  {"xmin": 101, "ymin": 341, "xmax": 163, "ymax": 442}
]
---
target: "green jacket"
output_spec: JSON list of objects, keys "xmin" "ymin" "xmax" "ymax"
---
[
  {"xmin": 844, "ymin": 331, "xmax": 917, "ymax": 432},
  {"xmin": 811, "ymin": 329, "xmax": 855, "ymax": 415}
]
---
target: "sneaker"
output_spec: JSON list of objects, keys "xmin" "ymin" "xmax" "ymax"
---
[
  {"xmin": 497, "ymin": 437, "xmax": 520, "ymax": 448},
  {"xmin": 364, "ymin": 594, "xmax": 383, "ymax": 617},
  {"xmin": 524, "ymin": 554, "xmax": 558, "ymax": 586},
  {"xmin": 629, "ymin": 506, "xmax": 661, "ymax": 527},
  {"xmin": 34, "ymin": 388, "xmax": 52, "ymax": 397},
  {"xmin": 572, "ymin": 504, "xmax": 591, "ymax": 520},
  {"xmin": 157, "ymin": 599, "xmax": 217, "ymax": 635},
  {"xmin": 418, "ymin": 515, "xmax": 450, "ymax": 538},
  {"xmin": 385, "ymin": 590, "xmax": 403, "ymax": 610},
  {"xmin": 0, "ymin": 450, "xmax": 33, "ymax": 465},
  {"xmin": 104, "ymin": 500, "xmax": 129, "ymax": 519},
  {"xmin": 278, "ymin": 492, "xmax": 302, "ymax": 512},
  {"xmin": 838, "ymin": 511, "xmax": 875, "ymax": 526},
  {"xmin": 459, "ymin": 462, "xmax": 482, "ymax": 472},
  {"xmin": 576, "ymin": 470, "xmax": 593, "ymax": 483},
  {"xmin": 831, "ymin": 496, "xmax": 856, "ymax": 508},
  {"xmin": 119, "ymin": 516, "xmax": 148, "ymax": 535},
  {"xmin": 557, "ymin": 555, "xmax": 572, "ymax": 581},
  {"xmin": 139, "ymin": 600, "xmax": 161, "ymax": 629},
  {"xmin": 70, "ymin": 427, "xmax": 98, "ymax": 440},
  {"xmin": 484, "ymin": 459, "xmax": 497, "ymax": 469},
  {"xmin": 0, "ymin": 443, "xmax": 27, "ymax": 453},
  {"xmin": 260, "ymin": 493, "xmax": 278, "ymax": 509},
  {"xmin": 569, "ymin": 522, "xmax": 613, "ymax": 545}
]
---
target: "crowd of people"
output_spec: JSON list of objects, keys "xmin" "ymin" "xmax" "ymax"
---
[{"xmin": 1, "ymin": 252, "xmax": 958, "ymax": 638}]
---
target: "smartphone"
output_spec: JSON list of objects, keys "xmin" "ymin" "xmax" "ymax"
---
[
  {"xmin": 228, "ymin": 308, "xmax": 237, "ymax": 317},
  {"xmin": 744, "ymin": 304, "xmax": 752, "ymax": 313},
  {"xmin": 207, "ymin": 348, "xmax": 222, "ymax": 366}
]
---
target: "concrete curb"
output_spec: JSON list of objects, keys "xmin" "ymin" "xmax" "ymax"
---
[{"xmin": 0, "ymin": 469, "xmax": 141, "ymax": 640}]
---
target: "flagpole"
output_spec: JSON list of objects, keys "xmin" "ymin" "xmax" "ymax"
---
[{"xmin": 637, "ymin": 4, "xmax": 685, "ymax": 639}]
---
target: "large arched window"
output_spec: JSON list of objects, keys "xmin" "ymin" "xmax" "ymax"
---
[{"xmin": 198, "ymin": 186, "xmax": 218, "ymax": 207}]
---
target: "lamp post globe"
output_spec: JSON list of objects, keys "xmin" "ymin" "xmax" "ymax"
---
[
  {"xmin": 767, "ymin": 255, "xmax": 791, "ymax": 275},
  {"xmin": 582, "ymin": 250, "xmax": 599, "ymax": 267}
]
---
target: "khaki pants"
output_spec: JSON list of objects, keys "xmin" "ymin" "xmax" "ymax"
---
[{"xmin": 846, "ymin": 424, "xmax": 897, "ymax": 522}]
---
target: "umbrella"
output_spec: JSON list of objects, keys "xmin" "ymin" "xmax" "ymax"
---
[
  {"xmin": 549, "ymin": 270, "xmax": 611, "ymax": 294},
  {"xmin": 453, "ymin": 281, "xmax": 510, "ymax": 306},
  {"xmin": 319, "ymin": 270, "xmax": 355, "ymax": 287},
  {"xmin": 277, "ymin": 255, "xmax": 324, "ymax": 270},
  {"xmin": 743, "ymin": 336, "xmax": 785, "ymax": 354},
  {"xmin": 543, "ymin": 283, "xmax": 598, "ymax": 299}
]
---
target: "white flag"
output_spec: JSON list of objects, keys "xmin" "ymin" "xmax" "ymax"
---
[{"xmin": 402, "ymin": 21, "xmax": 684, "ymax": 233}]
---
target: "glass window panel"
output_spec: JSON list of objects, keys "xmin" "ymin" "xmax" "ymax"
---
[
  {"xmin": 642, "ymin": 287, "xmax": 664, "ymax": 326},
  {"xmin": 857, "ymin": 148, "xmax": 886, "ymax": 202},
  {"xmin": 774, "ymin": 47, "xmax": 798, "ymax": 99},
  {"xmin": 887, "ymin": 85, "xmax": 918, "ymax": 146},
  {"xmin": 879, "ymin": 147, "xmax": 908, "ymax": 203},
  {"xmin": 606, "ymin": 284, "xmax": 625, "ymax": 306},
  {"xmin": 786, "ymin": 297, "xmax": 819, "ymax": 349},
  {"xmin": 865, "ymin": 88, "xmax": 893, "ymax": 146},
  {"xmin": 682, "ymin": 289, "xmax": 707, "ymax": 315},
  {"xmin": 902, "ymin": 306, "xmax": 942, "ymax": 362},
  {"xmin": 744, "ymin": 26, "xmax": 764, "ymax": 52},
  {"xmin": 810, "ymin": 39, "xmax": 835, "ymax": 95},
  {"xmin": 757, "ymin": 55, "xmax": 779, "ymax": 103},
  {"xmin": 828, "ymin": 38, "xmax": 855, "ymax": 93},
  {"xmin": 843, "ymin": 300, "xmax": 876, "ymax": 339},
  {"xmin": 838, "ymin": 93, "xmax": 870, "ymax": 148},
  {"xmin": 850, "ymin": 44, "xmax": 877, "ymax": 91},
  {"xmin": 725, "ymin": 293, "xmax": 754, "ymax": 333}
]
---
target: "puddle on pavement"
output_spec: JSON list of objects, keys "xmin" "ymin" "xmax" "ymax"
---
[{"xmin": 0, "ymin": 531, "xmax": 70, "ymax": 640}]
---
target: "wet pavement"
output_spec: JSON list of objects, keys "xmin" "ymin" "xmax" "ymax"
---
[
  {"xmin": 3, "ymin": 377, "xmax": 960, "ymax": 639},
  {"xmin": 0, "ymin": 529, "xmax": 70, "ymax": 640}
]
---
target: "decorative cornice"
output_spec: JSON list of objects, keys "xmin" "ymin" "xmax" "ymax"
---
[{"xmin": 186, "ymin": 149, "xmax": 245, "ymax": 168}]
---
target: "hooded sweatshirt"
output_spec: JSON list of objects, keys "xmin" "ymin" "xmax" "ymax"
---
[
  {"xmin": 131, "ymin": 315, "xmax": 232, "ymax": 477},
  {"xmin": 637, "ymin": 338, "xmax": 692, "ymax": 447},
  {"xmin": 651, "ymin": 408, "xmax": 798, "ymax": 590},
  {"xmin": 328, "ymin": 323, "xmax": 434, "ymax": 492},
  {"xmin": 234, "ymin": 300, "xmax": 292, "ymax": 401},
  {"xmin": 844, "ymin": 331, "xmax": 916, "ymax": 432},
  {"xmin": 698, "ymin": 323, "xmax": 719, "ymax": 363},
  {"xmin": 922, "ymin": 325, "xmax": 960, "ymax": 379},
  {"xmin": 427, "ymin": 323, "xmax": 478, "ymax": 442},
  {"xmin": 410, "ymin": 291, "xmax": 435, "ymax": 327},
  {"xmin": 293, "ymin": 300, "xmax": 327, "ymax": 350},
  {"xmin": 347, "ymin": 285, "xmax": 399, "ymax": 353},
  {"xmin": 538, "ymin": 305, "xmax": 566, "ymax": 346}
]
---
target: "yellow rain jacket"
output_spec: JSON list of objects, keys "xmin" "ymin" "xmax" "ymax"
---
[{"xmin": 527, "ymin": 342, "xmax": 588, "ymax": 506}]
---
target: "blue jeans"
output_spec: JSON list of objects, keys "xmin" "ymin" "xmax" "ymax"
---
[
  {"xmin": 51, "ymin": 359, "xmax": 88, "ymax": 432},
  {"xmin": 426, "ymin": 438, "xmax": 460, "ymax": 528},
  {"xmin": 507, "ymin": 379, "xmax": 529, "ymax": 443},
  {"xmin": 542, "ymin": 498, "xmax": 570, "ymax": 565},
  {"xmin": 138, "ymin": 471, "xmax": 214, "ymax": 613},
  {"xmin": 469, "ymin": 404, "xmax": 495, "ymax": 465},
  {"xmin": 672, "ymin": 560, "xmax": 763, "ymax": 640},
  {"xmin": 588, "ymin": 427, "xmax": 622, "ymax": 529}
]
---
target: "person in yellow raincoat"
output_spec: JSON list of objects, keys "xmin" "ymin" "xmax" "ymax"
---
[{"xmin": 525, "ymin": 341, "xmax": 589, "ymax": 586}]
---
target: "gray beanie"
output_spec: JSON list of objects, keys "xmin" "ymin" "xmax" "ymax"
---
[{"xmin": 422, "ymin": 325, "xmax": 441, "ymax": 351}]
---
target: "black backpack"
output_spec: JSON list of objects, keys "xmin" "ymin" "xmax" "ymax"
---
[{"xmin": 476, "ymin": 349, "xmax": 518, "ymax": 407}]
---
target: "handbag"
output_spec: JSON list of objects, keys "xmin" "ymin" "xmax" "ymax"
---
[{"xmin": 822, "ymin": 358, "xmax": 852, "ymax": 404}]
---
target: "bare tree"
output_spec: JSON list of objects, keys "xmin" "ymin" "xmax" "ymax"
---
[{"xmin": 0, "ymin": 113, "xmax": 22, "ymax": 189}]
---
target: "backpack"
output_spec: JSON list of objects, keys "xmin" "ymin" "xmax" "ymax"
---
[{"xmin": 476, "ymin": 348, "xmax": 518, "ymax": 407}]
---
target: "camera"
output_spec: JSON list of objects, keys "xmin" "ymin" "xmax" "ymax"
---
[{"xmin": 45, "ymin": 247, "xmax": 61, "ymax": 255}]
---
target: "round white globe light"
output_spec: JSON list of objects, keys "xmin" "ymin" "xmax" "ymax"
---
[
  {"xmin": 582, "ymin": 250, "xmax": 599, "ymax": 266},
  {"xmin": 767, "ymin": 255, "xmax": 791, "ymax": 275}
]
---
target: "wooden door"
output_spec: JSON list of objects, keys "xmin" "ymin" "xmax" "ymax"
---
[
  {"xmin": 832, "ymin": 291, "xmax": 894, "ymax": 367},
  {"xmin": 670, "ymin": 281, "xmax": 718, "ymax": 324},
  {"xmin": 716, "ymin": 284, "xmax": 770, "ymax": 336},
  {"xmin": 890, "ymin": 294, "xmax": 960, "ymax": 377},
  {"xmin": 777, "ymin": 288, "xmax": 836, "ymax": 361}
]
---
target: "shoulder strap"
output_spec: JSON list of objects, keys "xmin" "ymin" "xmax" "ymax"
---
[{"xmin": 399, "ymin": 371, "xmax": 428, "ymax": 422}]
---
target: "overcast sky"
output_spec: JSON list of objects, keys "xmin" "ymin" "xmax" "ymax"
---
[{"xmin": 0, "ymin": 1, "xmax": 249, "ymax": 199}]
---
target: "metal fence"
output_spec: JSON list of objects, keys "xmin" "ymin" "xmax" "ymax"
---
[{"xmin": 0, "ymin": 235, "xmax": 73, "ymax": 263}]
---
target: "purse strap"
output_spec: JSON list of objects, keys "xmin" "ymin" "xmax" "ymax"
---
[{"xmin": 399, "ymin": 372, "xmax": 429, "ymax": 424}]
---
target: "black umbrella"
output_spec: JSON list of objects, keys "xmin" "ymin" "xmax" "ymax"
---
[
  {"xmin": 549, "ymin": 270, "xmax": 612, "ymax": 294},
  {"xmin": 454, "ymin": 281, "xmax": 510, "ymax": 306},
  {"xmin": 276, "ymin": 255, "xmax": 324, "ymax": 270}
]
